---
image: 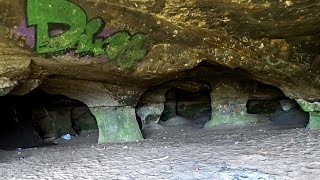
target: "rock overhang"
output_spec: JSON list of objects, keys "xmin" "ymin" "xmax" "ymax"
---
[{"xmin": 0, "ymin": 0, "xmax": 319, "ymax": 105}]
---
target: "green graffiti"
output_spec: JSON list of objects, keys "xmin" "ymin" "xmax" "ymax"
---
[
  {"xmin": 105, "ymin": 33, "xmax": 147, "ymax": 68},
  {"xmin": 76, "ymin": 17, "xmax": 106, "ymax": 56},
  {"xmin": 27, "ymin": 0, "xmax": 147, "ymax": 68}
]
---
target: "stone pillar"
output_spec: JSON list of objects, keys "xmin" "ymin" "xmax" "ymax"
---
[
  {"xmin": 296, "ymin": 99, "xmax": 320, "ymax": 129},
  {"xmin": 161, "ymin": 89, "xmax": 177, "ymax": 121},
  {"xmin": 90, "ymin": 106, "xmax": 142, "ymax": 143},
  {"xmin": 205, "ymin": 81, "xmax": 269, "ymax": 128},
  {"xmin": 41, "ymin": 79, "xmax": 144, "ymax": 144}
]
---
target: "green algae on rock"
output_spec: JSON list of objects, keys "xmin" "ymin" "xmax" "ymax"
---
[
  {"xmin": 90, "ymin": 106, "xmax": 143, "ymax": 143},
  {"xmin": 296, "ymin": 99, "xmax": 320, "ymax": 129}
]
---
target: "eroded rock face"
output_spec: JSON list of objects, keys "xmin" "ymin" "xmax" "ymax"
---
[
  {"xmin": 205, "ymin": 80, "xmax": 271, "ymax": 127},
  {"xmin": 0, "ymin": 0, "xmax": 318, "ymax": 98},
  {"xmin": 136, "ymin": 88, "xmax": 167, "ymax": 128},
  {"xmin": 296, "ymin": 99, "xmax": 320, "ymax": 129},
  {"xmin": 1, "ymin": 0, "xmax": 320, "ymax": 142}
]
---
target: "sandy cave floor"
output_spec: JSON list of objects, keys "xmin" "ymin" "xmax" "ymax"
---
[{"xmin": 0, "ymin": 124, "xmax": 320, "ymax": 180}]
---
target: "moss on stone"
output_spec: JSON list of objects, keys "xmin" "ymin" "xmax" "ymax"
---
[
  {"xmin": 308, "ymin": 112, "xmax": 320, "ymax": 129},
  {"xmin": 296, "ymin": 99, "xmax": 320, "ymax": 129},
  {"xmin": 296, "ymin": 99, "xmax": 320, "ymax": 112},
  {"xmin": 204, "ymin": 112, "xmax": 226, "ymax": 127},
  {"xmin": 205, "ymin": 109, "xmax": 268, "ymax": 128},
  {"xmin": 90, "ymin": 106, "xmax": 143, "ymax": 143}
]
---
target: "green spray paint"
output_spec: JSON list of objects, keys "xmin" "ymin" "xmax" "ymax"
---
[
  {"xmin": 27, "ymin": 0, "xmax": 147, "ymax": 68},
  {"xmin": 76, "ymin": 17, "xmax": 106, "ymax": 56}
]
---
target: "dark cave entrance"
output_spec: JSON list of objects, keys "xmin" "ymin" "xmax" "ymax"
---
[
  {"xmin": 0, "ymin": 89, "xmax": 97, "ymax": 150},
  {"xmin": 159, "ymin": 87, "xmax": 212, "ymax": 128},
  {"xmin": 246, "ymin": 98, "xmax": 309, "ymax": 128}
]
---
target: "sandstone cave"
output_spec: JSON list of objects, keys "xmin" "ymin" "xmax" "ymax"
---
[
  {"xmin": 2, "ymin": 0, "xmax": 320, "ymax": 178},
  {"xmin": 0, "ymin": 63, "xmax": 311, "ymax": 151}
]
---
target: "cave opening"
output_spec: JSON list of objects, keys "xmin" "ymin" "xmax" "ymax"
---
[
  {"xmin": 0, "ymin": 88, "xmax": 97, "ymax": 150},
  {"xmin": 246, "ymin": 98, "xmax": 309, "ymax": 128},
  {"xmin": 159, "ymin": 87, "xmax": 212, "ymax": 128}
]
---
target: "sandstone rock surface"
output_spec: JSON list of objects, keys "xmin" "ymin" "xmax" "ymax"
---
[{"xmin": 1, "ymin": 0, "xmax": 320, "ymax": 141}]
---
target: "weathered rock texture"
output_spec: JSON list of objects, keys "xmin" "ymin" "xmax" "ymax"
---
[
  {"xmin": 1, "ymin": 0, "xmax": 320, "ymax": 142},
  {"xmin": 296, "ymin": 99, "xmax": 320, "ymax": 129},
  {"xmin": 137, "ymin": 80, "xmax": 212, "ymax": 127},
  {"xmin": 205, "ymin": 80, "xmax": 270, "ymax": 127},
  {"xmin": 136, "ymin": 88, "xmax": 167, "ymax": 128}
]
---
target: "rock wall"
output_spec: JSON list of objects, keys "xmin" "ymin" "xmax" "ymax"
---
[
  {"xmin": 136, "ymin": 88, "xmax": 166, "ymax": 128},
  {"xmin": 0, "ymin": 0, "xmax": 319, "ymax": 98},
  {"xmin": 205, "ymin": 80, "xmax": 270, "ymax": 127}
]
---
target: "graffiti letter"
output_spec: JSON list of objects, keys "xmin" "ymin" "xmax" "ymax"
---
[
  {"xmin": 105, "ymin": 32, "xmax": 147, "ymax": 68},
  {"xmin": 104, "ymin": 32, "xmax": 131, "ymax": 62},
  {"xmin": 121, "ymin": 34, "xmax": 147, "ymax": 68},
  {"xmin": 27, "ymin": 0, "xmax": 87, "ymax": 53},
  {"xmin": 76, "ymin": 17, "xmax": 105, "ymax": 56}
]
